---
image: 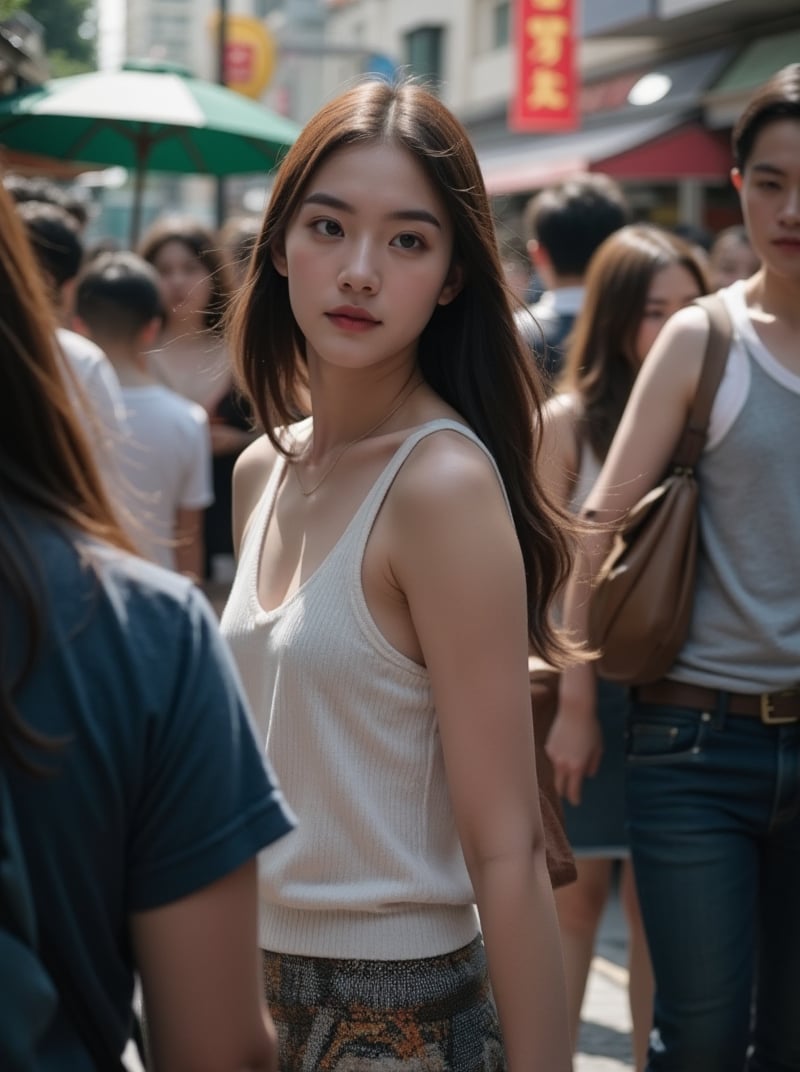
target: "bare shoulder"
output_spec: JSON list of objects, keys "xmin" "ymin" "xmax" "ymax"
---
[
  {"xmin": 541, "ymin": 391, "xmax": 580, "ymax": 448},
  {"xmin": 382, "ymin": 427, "xmax": 526, "ymax": 619},
  {"xmin": 543, "ymin": 390, "xmax": 580, "ymax": 425},
  {"xmin": 538, "ymin": 391, "xmax": 581, "ymax": 500},
  {"xmin": 644, "ymin": 303, "xmax": 713, "ymax": 392},
  {"xmin": 233, "ymin": 433, "xmax": 279, "ymax": 495},
  {"xmin": 231, "ymin": 433, "xmax": 281, "ymax": 557},
  {"xmin": 389, "ymin": 427, "xmax": 510, "ymax": 522}
]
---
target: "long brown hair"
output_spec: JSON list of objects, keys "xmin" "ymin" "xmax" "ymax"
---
[
  {"xmin": 228, "ymin": 78, "xmax": 575, "ymax": 664},
  {"xmin": 0, "ymin": 181, "xmax": 134, "ymax": 771},
  {"xmin": 561, "ymin": 224, "xmax": 709, "ymax": 462}
]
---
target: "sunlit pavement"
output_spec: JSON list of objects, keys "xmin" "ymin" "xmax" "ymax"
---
[{"xmin": 576, "ymin": 884, "xmax": 635, "ymax": 1071}]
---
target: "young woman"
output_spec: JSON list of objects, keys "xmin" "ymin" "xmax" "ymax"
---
[
  {"xmin": 0, "ymin": 181, "xmax": 294, "ymax": 1071},
  {"xmin": 221, "ymin": 79, "xmax": 574, "ymax": 1070},
  {"xmin": 139, "ymin": 216, "xmax": 254, "ymax": 586},
  {"xmin": 541, "ymin": 224, "xmax": 708, "ymax": 1070},
  {"xmin": 547, "ymin": 64, "xmax": 800, "ymax": 1071}
]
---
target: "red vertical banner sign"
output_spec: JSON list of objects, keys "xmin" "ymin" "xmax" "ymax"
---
[{"xmin": 509, "ymin": 0, "xmax": 579, "ymax": 132}]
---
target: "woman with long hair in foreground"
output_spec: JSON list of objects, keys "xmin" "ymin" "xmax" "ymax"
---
[{"xmin": 221, "ymin": 78, "xmax": 575, "ymax": 1071}]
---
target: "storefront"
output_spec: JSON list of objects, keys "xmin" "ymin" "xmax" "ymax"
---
[{"xmin": 474, "ymin": 36, "xmax": 798, "ymax": 248}]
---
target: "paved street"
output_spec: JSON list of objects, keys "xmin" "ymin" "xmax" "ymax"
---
[{"xmin": 576, "ymin": 885, "xmax": 635, "ymax": 1071}]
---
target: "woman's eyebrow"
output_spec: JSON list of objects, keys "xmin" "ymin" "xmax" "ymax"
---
[{"xmin": 302, "ymin": 192, "xmax": 441, "ymax": 229}]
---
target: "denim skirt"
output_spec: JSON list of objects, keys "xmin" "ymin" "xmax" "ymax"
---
[{"xmin": 261, "ymin": 935, "xmax": 506, "ymax": 1071}]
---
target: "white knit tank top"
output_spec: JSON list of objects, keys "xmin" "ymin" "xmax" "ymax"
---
[{"xmin": 221, "ymin": 419, "xmax": 508, "ymax": 959}]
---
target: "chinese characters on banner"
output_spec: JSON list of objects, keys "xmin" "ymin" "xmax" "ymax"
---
[{"xmin": 509, "ymin": 0, "xmax": 578, "ymax": 132}]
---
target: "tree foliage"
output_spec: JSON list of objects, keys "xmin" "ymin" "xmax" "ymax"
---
[{"xmin": 11, "ymin": 0, "xmax": 96, "ymax": 70}]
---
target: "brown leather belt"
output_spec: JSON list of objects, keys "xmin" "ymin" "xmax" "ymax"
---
[{"xmin": 634, "ymin": 680, "xmax": 800, "ymax": 725}]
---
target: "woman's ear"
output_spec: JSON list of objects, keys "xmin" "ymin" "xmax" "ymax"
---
[
  {"xmin": 271, "ymin": 241, "xmax": 288, "ymax": 277},
  {"xmin": 438, "ymin": 262, "xmax": 464, "ymax": 306},
  {"xmin": 731, "ymin": 168, "xmax": 743, "ymax": 192}
]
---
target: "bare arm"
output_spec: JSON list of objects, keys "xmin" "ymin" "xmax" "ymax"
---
[
  {"xmin": 173, "ymin": 507, "xmax": 204, "ymax": 581},
  {"xmin": 547, "ymin": 306, "xmax": 710, "ymax": 804},
  {"xmin": 390, "ymin": 434, "xmax": 571, "ymax": 1072},
  {"xmin": 131, "ymin": 859, "xmax": 277, "ymax": 1072}
]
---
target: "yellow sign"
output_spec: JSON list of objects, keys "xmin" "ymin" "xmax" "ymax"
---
[{"xmin": 207, "ymin": 14, "xmax": 276, "ymax": 99}]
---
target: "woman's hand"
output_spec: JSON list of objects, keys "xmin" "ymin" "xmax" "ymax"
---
[{"xmin": 546, "ymin": 661, "xmax": 602, "ymax": 806}]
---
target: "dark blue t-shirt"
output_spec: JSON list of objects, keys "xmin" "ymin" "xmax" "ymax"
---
[{"xmin": 3, "ymin": 513, "xmax": 294, "ymax": 1069}]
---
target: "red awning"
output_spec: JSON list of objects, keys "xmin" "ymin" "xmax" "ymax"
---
[
  {"xmin": 479, "ymin": 119, "xmax": 732, "ymax": 196},
  {"xmin": 593, "ymin": 124, "xmax": 732, "ymax": 181}
]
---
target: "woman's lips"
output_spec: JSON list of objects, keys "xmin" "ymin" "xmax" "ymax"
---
[{"xmin": 326, "ymin": 308, "xmax": 380, "ymax": 331}]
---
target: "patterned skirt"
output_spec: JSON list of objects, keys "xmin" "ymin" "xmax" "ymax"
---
[{"xmin": 262, "ymin": 935, "xmax": 506, "ymax": 1071}]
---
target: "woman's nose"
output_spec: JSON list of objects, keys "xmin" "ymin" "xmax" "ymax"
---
[{"xmin": 337, "ymin": 241, "xmax": 379, "ymax": 292}]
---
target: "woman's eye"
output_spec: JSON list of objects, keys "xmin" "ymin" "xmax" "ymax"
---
[
  {"xmin": 392, "ymin": 233, "xmax": 422, "ymax": 250},
  {"xmin": 313, "ymin": 219, "xmax": 342, "ymax": 237}
]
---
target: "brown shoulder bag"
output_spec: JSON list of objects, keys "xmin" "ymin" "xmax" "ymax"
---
[{"xmin": 586, "ymin": 294, "xmax": 732, "ymax": 686}]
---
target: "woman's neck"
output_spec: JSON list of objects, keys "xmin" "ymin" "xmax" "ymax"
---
[{"xmin": 304, "ymin": 364, "xmax": 424, "ymax": 460}]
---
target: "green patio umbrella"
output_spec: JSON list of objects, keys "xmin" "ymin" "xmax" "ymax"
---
[{"xmin": 0, "ymin": 59, "xmax": 301, "ymax": 243}]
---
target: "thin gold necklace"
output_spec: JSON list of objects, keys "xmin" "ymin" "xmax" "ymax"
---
[{"xmin": 293, "ymin": 379, "xmax": 423, "ymax": 497}]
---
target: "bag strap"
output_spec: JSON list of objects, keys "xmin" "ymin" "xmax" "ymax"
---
[{"xmin": 671, "ymin": 293, "xmax": 732, "ymax": 469}]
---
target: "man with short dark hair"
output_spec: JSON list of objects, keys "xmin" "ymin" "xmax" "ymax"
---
[
  {"xmin": 75, "ymin": 252, "xmax": 213, "ymax": 578},
  {"xmin": 516, "ymin": 173, "xmax": 630, "ymax": 389}
]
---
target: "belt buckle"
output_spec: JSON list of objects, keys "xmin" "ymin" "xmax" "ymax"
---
[{"xmin": 760, "ymin": 690, "xmax": 800, "ymax": 725}]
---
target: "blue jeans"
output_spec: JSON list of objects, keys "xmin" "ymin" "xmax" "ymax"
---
[{"xmin": 625, "ymin": 697, "xmax": 800, "ymax": 1072}]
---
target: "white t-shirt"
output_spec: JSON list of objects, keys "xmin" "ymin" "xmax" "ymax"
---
[
  {"xmin": 56, "ymin": 327, "xmax": 137, "ymax": 518},
  {"xmin": 56, "ymin": 327, "xmax": 128, "ymax": 443},
  {"xmin": 118, "ymin": 384, "xmax": 213, "ymax": 570}
]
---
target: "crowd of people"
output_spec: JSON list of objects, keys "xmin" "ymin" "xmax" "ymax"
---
[{"xmin": 1, "ymin": 61, "xmax": 798, "ymax": 1072}]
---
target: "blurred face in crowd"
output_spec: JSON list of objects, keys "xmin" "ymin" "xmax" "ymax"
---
[
  {"xmin": 150, "ymin": 238, "xmax": 212, "ymax": 324},
  {"xmin": 635, "ymin": 262, "xmax": 704, "ymax": 364},
  {"xmin": 710, "ymin": 232, "xmax": 761, "ymax": 289},
  {"xmin": 732, "ymin": 118, "xmax": 800, "ymax": 284}
]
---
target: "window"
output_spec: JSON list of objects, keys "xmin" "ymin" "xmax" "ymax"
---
[
  {"xmin": 405, "ymin": 25, "xmax": 444, "ymax": 88},
  {"xmin": 493, "ymin": 1, "xmax": 510, "ymax": 48}
]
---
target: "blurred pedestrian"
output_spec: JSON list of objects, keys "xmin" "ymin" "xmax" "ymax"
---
[
  {"xmin": 2, "ymin": 173, "xmax": 90, "ymax": 232},
  {"xmin": 139, "ymin": 216, "xmax": 255, "ymax": 588},
  {"xmin": 75, "ymin": 251, "xmax": 214, "ymax": 577},
  {"xmin": 13, "ymin": 197, "xmax": 132, "ymax": 517},
  {"xmin": 0, "ymin": 179, "xmax": 294, "ymax": 1071},
  {"xmin": 221, "ymin": 78, "xmax": 574, "ymax": 1072},
  {"xmin": 219, "ymin": 213, "xmax": 262, "ymax": 289},
  {"xmin": 516, "ymin": 173, "xmax": 630, "ymax": 389},
  {"xmin": 708, "ymin": 223, "xmax": 761, "ymax": 288},
  {"xmin": 541, "ymin": 224, "xmax": 709, "ymax": 1070},
  {"xmin": 547, "ymin": 64, "xmax": 800, "ymax": 1072}
]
